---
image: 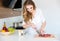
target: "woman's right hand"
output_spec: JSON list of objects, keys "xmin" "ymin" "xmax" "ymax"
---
[
  {"xmin": 23, "ymin": 21, "xmax": 37, "ymax": 30},
  {"xmin": 27, "ymin": 21, "xmax": 36, "ymax": 29},
  {"xmin": 23, "ymin": 23, "xmax": 30, "ymax": 28}
]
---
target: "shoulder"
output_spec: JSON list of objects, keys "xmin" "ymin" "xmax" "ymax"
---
[
  {"xmin": 35, "ymin": 8, "xmax": 43, "ymax": 16},
  {"xmin": 36, "ymin": 8, "xmax": 43, "ymax": 14},
  {"xmin": 36, "ymin": 8, "xmax": 42, "ymax": 12}
]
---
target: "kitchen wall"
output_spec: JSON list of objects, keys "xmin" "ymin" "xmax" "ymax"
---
[
  {"xmin": 0, "ymin": 16, "xmax": 23, "ymax": 30},
  {"xmin": 33, "ymin": 0, "xmax": 60, "ymax": 35}
]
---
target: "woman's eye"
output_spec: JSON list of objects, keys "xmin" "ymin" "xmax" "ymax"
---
[{"xmin": 30, "ymin": 7, "xmax": 33, "ymax": 9}]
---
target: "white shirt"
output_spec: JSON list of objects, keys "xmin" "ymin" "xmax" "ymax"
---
[
  {"xmin": 31, "ymin": 8, "xmax": 45, "ymax": 30},
  {"xmin": 23, "ymin": 8, "xmax": 45, "ymax": 37}
]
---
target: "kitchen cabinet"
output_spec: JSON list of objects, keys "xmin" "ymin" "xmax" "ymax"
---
[
  {"xmin": 0, "ymin": 0, "xmax": 22, "ymax": 19},
  {"xmin": 0, "ymin": 7, "xmax": 22, "ymax": 19},
  {"xmin": 0, "ymin": 0, "xmax": 27, "ymax": 19}
]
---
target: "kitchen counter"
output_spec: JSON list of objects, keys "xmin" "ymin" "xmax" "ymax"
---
[
  {"xmin": 0, "ymin": 30, "xmax": 59, "ymax": 41},
  {"xmin": 0, "ymin": 30, "xmax": 19, "ymax": 41},
  {"xmin": 18, "ymin": 33, "xmax": 59, "ymax": 41},
  {"xmin": 19, "ymin": 36, "xmax": 59, "ymax": 41}
]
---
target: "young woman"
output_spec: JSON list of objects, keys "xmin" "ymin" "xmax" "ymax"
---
[{"xmin": 23, "ymin": 0, "xmax": 46, "ymax": 37}]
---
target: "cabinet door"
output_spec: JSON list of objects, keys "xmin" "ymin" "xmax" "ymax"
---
[
  {"xmin": 2, "ymin": 0, "xmax": 12, "ymax": 7},
  {"xmin": 0, "ymin": 0, "xmax": 22, "ymax": 18}
]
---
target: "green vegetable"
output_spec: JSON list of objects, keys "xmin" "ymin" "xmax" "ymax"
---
[{"xmin": 8, "ymin": 27, "xmax": 15, "ymax": 34}]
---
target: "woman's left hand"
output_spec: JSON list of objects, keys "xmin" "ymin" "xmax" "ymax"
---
[{"xmin": 40, "ymin": 29, "xmax": 45, "ymax": 35}]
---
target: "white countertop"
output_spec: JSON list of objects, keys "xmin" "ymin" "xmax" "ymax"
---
[
  {"xmin": 0, "ymin": 30, "xmax": 19, "ymax": 41},
  {"xmin": 19, "ymin": 37, "xmax": 59, "ymax": 41},
  {"xmin": 0, "ymin": 30, "xmax": 59, "ymax": 41}
]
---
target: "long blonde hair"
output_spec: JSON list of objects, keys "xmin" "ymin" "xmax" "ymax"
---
[{"xmin": 23, "ymin": 0, "xmax": 36, "ymax": 23}]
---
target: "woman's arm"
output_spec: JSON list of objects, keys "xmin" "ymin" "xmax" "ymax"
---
[
  {"xmin": 40, "ymin": 21, "xmax": 46, "ymax": 34},
  {"xmin": 23, "ymin": 21, "xmax": 37, "ymax": 29}
]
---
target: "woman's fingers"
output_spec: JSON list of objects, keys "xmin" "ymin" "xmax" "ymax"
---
[{"xmin": 40, "ymin": 29, "xmax": 45, "ymax": 35}]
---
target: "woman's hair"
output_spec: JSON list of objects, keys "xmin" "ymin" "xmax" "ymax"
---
[{"xmin": 23, "ymin": 0, "xmax": 36, "ymax": 23}]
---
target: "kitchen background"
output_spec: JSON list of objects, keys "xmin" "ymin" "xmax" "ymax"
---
[
  {"xmin": 0, "ymin": 0, "xmax": 60, "ymax": 37},
  {"xmin": 0, "ymin": 0, "xmax": 25, "ymax": 29}
]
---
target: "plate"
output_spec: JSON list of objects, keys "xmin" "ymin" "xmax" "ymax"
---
[{"xmin": 0, "ymin": 32, "xmax": 13, "ymax": 35}]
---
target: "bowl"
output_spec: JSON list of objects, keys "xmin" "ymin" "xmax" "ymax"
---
[{"xmin": 0, "ymin": 31, "xmax": 15, "ymax": 35}]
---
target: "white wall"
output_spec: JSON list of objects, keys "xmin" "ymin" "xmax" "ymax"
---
[{"xmin": 33, "ymin": 0, "xmax": 60, "ymax": 35}]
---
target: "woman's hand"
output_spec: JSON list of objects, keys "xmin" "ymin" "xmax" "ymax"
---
[
  {"xmin": 23, "ymin": 21, "xmax": 36, "ymax": 29},
  {"xmin": 40, "ymin": 29, "xmax": 45, "ymax": 35},
  {"xmin": 27, "ymin": 21, "xmax": 37, "ymax": 30}
]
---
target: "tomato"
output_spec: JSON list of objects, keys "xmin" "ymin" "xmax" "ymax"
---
[{"xmin": 39, "ymin": 34, "xmax": 51, "ymax": 37}]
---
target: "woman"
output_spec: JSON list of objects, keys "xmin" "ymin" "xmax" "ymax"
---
[{"xmin": 23, "ymin": 0, "xmax": 46, "ymax": 37}]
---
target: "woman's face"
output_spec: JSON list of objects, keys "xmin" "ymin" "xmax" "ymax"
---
[{"xmin": 26, "ymin": 5, "xmax": 34, "ymax": 13}]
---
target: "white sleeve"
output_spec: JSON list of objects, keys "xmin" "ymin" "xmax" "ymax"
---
[{"xmin": 39, "ymin": 9, "xmax": 46, "ymax": 23}]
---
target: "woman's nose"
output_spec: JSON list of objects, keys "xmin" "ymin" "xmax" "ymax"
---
[{"xmin": 28, "ymin": 9, "xmax": 32, "ymax": 11}]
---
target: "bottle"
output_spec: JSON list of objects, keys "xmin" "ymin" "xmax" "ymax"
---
[
  {"xmin": 13, "ymin": 22, "xmax": 15, "ymax": 28},
  {"xmin": 2, "ymin": 22, "xmax": 9, "ymax": 32}
]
